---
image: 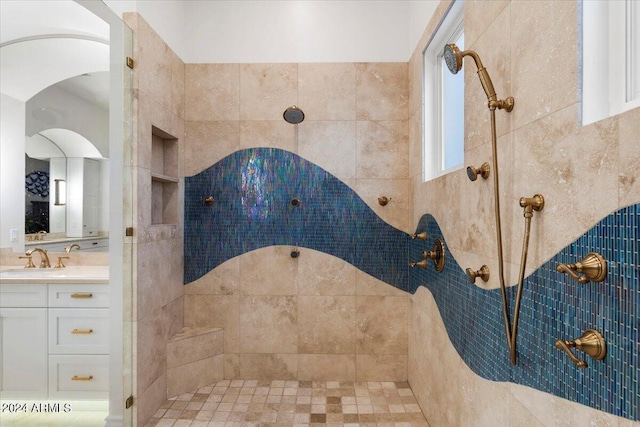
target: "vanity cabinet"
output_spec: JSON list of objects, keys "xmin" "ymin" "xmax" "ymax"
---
[
  {"xmin": 0, "ymin": 283, "xmax": 108, "ymax": 400},
  {"xmin": 0, "ymin": 285, "xmax": 48, "ymax": 399}
]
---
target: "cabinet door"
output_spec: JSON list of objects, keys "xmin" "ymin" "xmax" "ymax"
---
[{"xmin": 0, "ymin": 308, "xmax": 47, "ymax": 399}]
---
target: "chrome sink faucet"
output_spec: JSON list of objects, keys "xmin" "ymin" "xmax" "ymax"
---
[{"xmin": 25, "ymin": 247, "xmax": 51, "ymax": 268}]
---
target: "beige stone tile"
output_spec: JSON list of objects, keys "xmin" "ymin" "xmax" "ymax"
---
[
  {"xmin": 297, "ymin": 121, "xmax": 356, "ymax": 181},
  {"xmin": 136, "ymin": 372, "xmax": 167, "ymax": 427},
  {"xmin": 459, "ymin": 367, "xmax": 510, "ymax": 427},
  {"xmin": 356, "ymin": 121, "xmax": 409, "ymax": 179},
  {"xmin": 167, "ymin": 327, "xmax": 224, "ymax": 369},
  {"xmin": 298, "ymin": 63, "xmax": 357, "ymax": 121},
  {"xmin": 135, "ymin": 15, "xmax": 172, "ymax": 110},
  {"xmin": 464, "ymin": 0, "xmax": 510, "ymax": 50},
  {"xmin": 356, "ymin": 355, "xmax": 407, "ymax": 382},
  {"xmin": 239, "ymin": 121, "xmax": 295, "ymax": 151},
  {"xmin": 356, "ymin": 271, "xmax": 406, "ymax": 297},
  {"xmin": 298, "ymin": 296, "xmax": 356, "ymax": 354},
  {"xmin": 408, "ymin": 52, "xmax": 422, "ymax": 118},
  {"xmin": 184, "ymin": 294, "xmax": 240, "ymax": 353},
  {"xmin": 408, "ymin": 111, "xmax": 422, "ymax": 181},
  {"xmin": 239, "ymin": 247, "xmax": 297, "ymax": 295},
  {"xmin": 356, "ymin": 63, "xmax": 408, "ymax": 121},
  {"xmin": 511, "ymin": 0, "xmax": 579, "ymax": 129},
  {"xmin": 240, "ymin": 63, "xmax": 297, "ymax": 120},
  {"xmin": 137, "ymin": 239, "xmax": 184, "ymax": 320},
  {"xmin": 185, "ymin": 64, "xmax": 240, "ymax": 122},
  {"xmin": 183, "ymin": 121, "xmax": 240, "ymax": 177},
  {"xmin": 239, "ymin": 354, "xmax": 298, "ymax": 380},
  {"xmin": 170, "ymin": 50, "xmax": 185, "ymax": 120},
  {"xmin": 137, "ymin": 94, "xmax": 180, "ymax": 171},
  {"xmin": 509, "ymin": 382, "xmax": 620, "ymax": 427},
  {"xmin": 356, "ymin": 296, "xmax": 408, "ymax": 355},
  {"xmin": 239, "ymin": 295, "xmax": 298, "ymax": 353},
  {"xmin": 355, "ymin": 178, "xmax": 410, "ymax": 233},
  {"xmin": 184, "ymin": 257, "xmax": 240, "ymax": 295},
  {"xmin": 618, "ymin": 106, "xmax": 640, "ymax": 208},
  {"xmin": 298, "ymin": 354, "xmax": 356, "ymax": 381},
  {"xmin": 137, "ymin": 298, "xmax": 184, "ymax": 394},
  {"xmin": 297, "ymin": 249, "xmax": 357, "ymax": 296},
  {"xmin": 167, "ymin": 355, "xmax": 224, "ymax": 398},
  {"xmin": 224, "ymin": 353, "xmax": 240, "ymax": 380},
  {"xmin": 510, "ymin": 105, "xmax": 619, "ymax": 268},
  {"xmin": 464, "ymin": 4, "xmax": 513, "ymax": 152}
]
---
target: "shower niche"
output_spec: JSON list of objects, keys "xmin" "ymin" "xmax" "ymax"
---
[{"xmin": 151, "ymin": 126, "xmax": 179, "ymax": 225}]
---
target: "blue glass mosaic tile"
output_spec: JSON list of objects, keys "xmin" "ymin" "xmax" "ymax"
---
[
  {"xmin": 184, "ymin": 148, "xmax": 408, "ymax": 290},
  {"xmin": 184, "ymin": 147, "xmax": 638, "ymax": 421},
  {"xmin": 409, "ymin": 206, "xmax": 639, "ymax": 421}
]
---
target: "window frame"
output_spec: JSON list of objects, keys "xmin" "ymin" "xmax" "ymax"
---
[
  {"xmin": 582, "ymin": 0, "xmax": 639, "ymax": 125},
  {"xmin": 422, "ymin": 0, "xmax": 464, "ymax": 182}
]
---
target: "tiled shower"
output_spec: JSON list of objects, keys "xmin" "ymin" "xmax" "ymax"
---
[{"xmin": 125, "ymin": 1, "xmax": 640, "ymax": 426}]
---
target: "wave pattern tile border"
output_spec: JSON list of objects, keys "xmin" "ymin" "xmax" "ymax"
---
[
  {"xmin": 184, "ymin": 148, "xmax": 408, "ymax": 289},
  {"xmin": 409, "ymin": 206, "xmax": 639, "ymax": 421}
]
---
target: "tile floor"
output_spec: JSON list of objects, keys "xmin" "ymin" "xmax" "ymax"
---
[{"xmin": 146, "ymin": 380, "xmax": 430, "ymax": 427}]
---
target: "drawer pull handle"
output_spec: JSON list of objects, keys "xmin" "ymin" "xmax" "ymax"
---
[
  {"xmin": 71, "ymin": 375, "xmax": 93, "ymax": 381},
  {"xmin": 70, "ymin": 293, "xmax": 93, "ymax": 299},
  {"xmin": 71, "ymin": 329, "xmax": 93, "ymax": 334}
]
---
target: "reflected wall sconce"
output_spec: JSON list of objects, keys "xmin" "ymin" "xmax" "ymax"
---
[{"xmin": 54, "ymin": 179, "xmax": 66, "ymax": 206}]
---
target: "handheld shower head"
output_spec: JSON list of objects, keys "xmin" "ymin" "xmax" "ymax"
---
[
  {"xmin": 444, "ymin": 44, "xmax": 463, "ymax": 75},
  {"xmin": 443, "ymin": 43, "xmax": 513, "ymax": 111}
]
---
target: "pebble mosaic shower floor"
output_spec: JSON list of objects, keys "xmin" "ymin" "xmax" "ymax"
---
[{"xmin": 145, "ymin": 380, "xmax": 429, "ymax": 427}]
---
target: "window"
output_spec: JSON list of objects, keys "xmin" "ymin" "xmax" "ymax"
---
[
  {"xmin": 582, "ymin": 0, "xmax": 640, "ymax": 125},
  {"xmin": 423, "ymin": 1, "xmax": 464, "ymax": 181}
]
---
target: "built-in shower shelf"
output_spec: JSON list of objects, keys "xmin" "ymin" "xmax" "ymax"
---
[
  {"xmin": 151, "ymin": 173, "xmax": 179, "ymax": 183},
  {"xmin": 151, "ymin": 126, "xmax": 179, "ymax": 225}
]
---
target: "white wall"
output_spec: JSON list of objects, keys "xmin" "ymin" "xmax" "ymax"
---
[
  {"xmin": 0, "ymin": 94, "xmax": 26, "ymax": 251},
  {"xmin": 185, "ymin": 0, "xmax": 412, "ymax": 63},
  {"xmin": 409, "ymin": 0, "xmax": 439, "ymax": 51},
  {"xmin": 105, "ymin": 0, "xmax": 438, "ymax": 63}
]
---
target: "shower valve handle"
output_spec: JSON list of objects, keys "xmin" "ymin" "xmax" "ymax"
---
[
  {"xmin": 555, "ymin": 329, "xmax": 606, "ymax": 369},
  {"xmin": 556, "ymin": 252, "xmax": 607, "ymax": 284}
]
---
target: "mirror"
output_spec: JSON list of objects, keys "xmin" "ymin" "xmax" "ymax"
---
[{"xmin": 1, "ymin": 0, "xmax": 110, "ymax": 251}]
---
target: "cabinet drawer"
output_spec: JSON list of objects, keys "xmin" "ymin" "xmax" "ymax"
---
[
  {"xmin": 48, "ymin": 284, "xmax": 109, "ymax": 308},
  {"xmin": 48, "ymin": 355, "xmax": 108, "ymax": 399},
  {"xmin": 48, "ymin": 308, "xmax": 109, "ymax": 354},
  {"xmin": 0, "ymin": 284, "xmax": 47, "ymax": 307}
]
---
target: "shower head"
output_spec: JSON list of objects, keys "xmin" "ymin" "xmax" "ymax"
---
[
  {"xmin": 283, "ymin": 105, "xmax": 305, "ymax": 124},
  {"xmin": 443, "ymin": 43, "xmax": 508, "ymax": 110},
  {"xmin": 443, "ymin": 43, "xmax": 463, "ymax": 75}
]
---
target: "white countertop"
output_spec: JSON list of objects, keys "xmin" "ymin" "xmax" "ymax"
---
[{"xmin": 0, "ymin": 266, "xmax": 109, "ymax": 284}]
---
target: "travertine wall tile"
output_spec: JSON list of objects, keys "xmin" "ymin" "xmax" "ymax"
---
[
  {"xmin": 184, "ymin": 294, "xmax": 240, "ymax": 353},
  {"xmin": 183, "ymin": 121, "xmax": 240, "ymax": 177},
  {"xmin": 239, "ymin": 354, "xmax": 298, "ymax": 380},
  {"xmin": 297, "ymin": 120, "xmax": 357, "ymax": 181},
  {"xmin": 239, "ymin": 246, "xmax": 297, "ymax": 295},
  {"xmin": 356, "ymin": 120, "xmax": 409, "ymax": 179},
  {"xmin": 298, "ymin": 63, "xmax": 357, "ymax": 121},
  {"xmin": 356, "ymin": 63, "xmax": 408, "ymax": 121},
  {"xmin": 240, "ymin": 63, "xmax": 298, "ymax": 120},
  {"xmin": 356, "ymin": 296, "xmax": 408, "ymax": 355},
  {"xmin": 239, "ymin": 121, "xmax": 295, "ymax": 151},
  {"xmin": 185, "ymin": 64, "xmax": 240, "ymax": 121},
  {"xmin": 298, "ymin": 354, "xmax": 356, "ymax": 381},
  {"xmin": 356, "ymin": 354, "xmax": 407, "ymax": 382},
  {"xmin": 239, "ymin": 295, "xmax": 298, "ymax": 354},
  {"xmin": 166, "ymin": 354, "xmax": 224, "ymax": 398},
  {"xmin": 298, "ymin": 296, "xmax": 356, "ymax": 354}
]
